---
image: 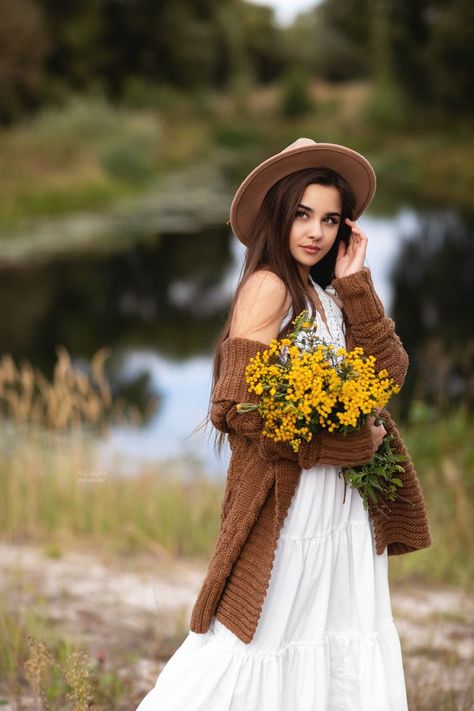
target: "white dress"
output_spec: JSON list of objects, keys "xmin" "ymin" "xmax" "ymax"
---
[{"xmin": 136, "ymin": 276, "xmax": 409, "ymax": 711}]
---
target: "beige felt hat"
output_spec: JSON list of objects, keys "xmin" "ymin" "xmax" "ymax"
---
[{"xmin": 228, "ymin": 137, "xmax": 377, "ymax": 246}]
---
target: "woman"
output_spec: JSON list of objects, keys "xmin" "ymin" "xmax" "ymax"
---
[{"xmin": 136, "ymin": 138, "xmax": 432, "ymax": 710}]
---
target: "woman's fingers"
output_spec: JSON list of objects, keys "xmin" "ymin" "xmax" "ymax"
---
[
  {"xmin": 335, "ymin": 219, "xmax": 368, "ymax": 278},
  {"xmin": 367, "ymin": 414, "xmax": 387, "ymax": 449},
  {"xmin": 345, "ymin": 218, "xmax": 368, "ymax": 245}
]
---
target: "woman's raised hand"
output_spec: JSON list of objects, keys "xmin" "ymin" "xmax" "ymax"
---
[{"xmin": 334, "ymin": 218, "xmax": 368, "ymax": 278}]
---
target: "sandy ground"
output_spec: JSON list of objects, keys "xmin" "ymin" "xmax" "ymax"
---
[{"xmin": 1, "ymin": 542, "xmax": 473, "ymax": 709}]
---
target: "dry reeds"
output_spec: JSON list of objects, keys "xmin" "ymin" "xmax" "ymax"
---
[
  {"xmin": 0, "ymin": 345, "xmax": 145, "ymax": 431},
  {"xmin": 24, "ymin": 635, "xmax": 94, "ymax": 711}
]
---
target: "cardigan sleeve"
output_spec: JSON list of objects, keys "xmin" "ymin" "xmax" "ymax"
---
[{"xmin": 331, "ymin": 267, "xmax": 409, "ymax": 389}]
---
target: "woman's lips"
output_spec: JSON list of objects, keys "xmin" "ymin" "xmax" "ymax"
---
[{"xmin": 301, "ymin": 245, "xmax": 321, "ymax": 254}]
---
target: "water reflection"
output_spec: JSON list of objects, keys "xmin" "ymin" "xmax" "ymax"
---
[
  {"xmin": 0, "ymin": 205, "xmax": 471, "ymax": 479},
  {"xmin": 391, "ymin": 207, "xmax": 474, "ymax": 415}
]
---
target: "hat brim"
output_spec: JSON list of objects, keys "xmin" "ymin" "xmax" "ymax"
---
[{"xmin": 229, "ymin": 143, "xmax": 376, "ymax": 246}]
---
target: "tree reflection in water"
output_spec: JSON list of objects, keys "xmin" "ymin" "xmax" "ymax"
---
[{"xmin": 390, "ymin": 207, "xmax": 474, "ymax": 418}]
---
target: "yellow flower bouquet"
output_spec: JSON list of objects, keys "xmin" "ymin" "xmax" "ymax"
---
[{"xmin": 237, "ymin": 310, "xmax": 408, "ymax": 514}]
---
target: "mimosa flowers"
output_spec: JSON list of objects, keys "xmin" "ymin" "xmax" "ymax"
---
[{"xmin": 238, "ymin": 310, "xmax": 400, "ymax": 453}]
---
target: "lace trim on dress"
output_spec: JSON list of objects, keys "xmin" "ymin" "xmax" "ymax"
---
[
  {"xmin": 308, "ymin": 274, "xmax": 346, "ymax": 349},
  {"xmin": 279, "ymin": 276, "xmax": 346, "ymax": 347}
]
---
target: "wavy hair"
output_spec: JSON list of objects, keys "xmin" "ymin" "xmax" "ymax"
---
[{"xmin": 194, "ymin": 166, "xmax": 356, "ymax": 457}]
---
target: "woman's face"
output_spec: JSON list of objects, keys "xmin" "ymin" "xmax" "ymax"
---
[{"xmin": 288, "ymin": 182, "xmax": 342, "ymax": 279}]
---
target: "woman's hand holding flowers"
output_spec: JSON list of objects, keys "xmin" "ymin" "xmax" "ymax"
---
[{"xmin": 367, "ymin": 412, "xmax": 387, "ymax": 450}]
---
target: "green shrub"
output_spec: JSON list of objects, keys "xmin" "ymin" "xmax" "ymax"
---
[
  {"xmin": 280, "ymin": 67, "xmax": 315, "ymax": 119},
  {"xmin": 99, "ymin": 134, "xmax": 157, "ymax": 185}
]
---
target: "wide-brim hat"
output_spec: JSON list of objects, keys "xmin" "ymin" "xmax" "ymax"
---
[{"xmin": 228, "ymin": 137, "xmax": 377, "ymax": 246}]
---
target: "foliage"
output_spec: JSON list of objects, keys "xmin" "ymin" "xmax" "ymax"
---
[
  {"xmin": 99, "ymin": 135, "xmax": 157, "ymax": 185},
  {"xmin": 279, "ymin": 67, "xmax": 315, "ymax": 119},
  {"xmin": 343, "ymin": 418, "xmax": 407, "ymax": 515},
  {"xmin": 390, "ymin": 208, "xmax": 474, "ymax": 416},
  {"xmin": 24, "ymin": 637, "xmax": 94, "ymax": 710},
  {"xmin": 0, "ymin": 0, "xmax": 49, "ymax": 123},
  {"xmin": 0, "ymin": 0, "xmax": 471, "ymax": 124},
  {"xmin": 240, "ymin": 310, "xmax": 400, "ymax": 449}
]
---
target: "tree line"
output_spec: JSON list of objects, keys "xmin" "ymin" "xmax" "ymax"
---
[{"xmin": 0, "ymin": 0, "xmax": 471, "ymax": 124}]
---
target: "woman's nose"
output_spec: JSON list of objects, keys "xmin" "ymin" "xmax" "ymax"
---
[{"xmin": 307, "ymin": 223, "xmax": 323, "ymax": 240}]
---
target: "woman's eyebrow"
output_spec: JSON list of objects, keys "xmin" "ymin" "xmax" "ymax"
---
[{"xmin": 297, "ymin": 203, "xmax": 341, "ymax": 217}]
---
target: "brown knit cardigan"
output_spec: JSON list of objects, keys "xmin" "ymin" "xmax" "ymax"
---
[{"xmin": 190, "ymin": 267, "xmax": 432, "ymax": 644}]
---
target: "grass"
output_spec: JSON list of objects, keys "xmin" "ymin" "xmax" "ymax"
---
[
  {"xmin": 0, "ymin": 343, "xmax": 473, "ymax": 579},
  {"xmin": 0, "ymin": 594, "xmax": 133, "ymax": 709},
  {"xmin": 0, "ymin": 91, "xmax": 211, "ymax": 227},
  {"xmin": 1, "ymin": 587, "xmax": 472, "ymax": 709},
  {"xmin": 388, "ymin": 404, "xmax": 474, "ymax": 591}
]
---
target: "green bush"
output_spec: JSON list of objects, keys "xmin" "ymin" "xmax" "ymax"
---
[
  {"xmin": 280, "ymin": 67, "xmax": 315, "ymax": 119},
  {"xmin": 213, "ymin": 122, "xmax": 263, "ymax": 148},
  {"xmin": 363, "ymin": 77, "xmax": 408, "ymax": 131},
  {"xmin": 99, "ymin": 135, "xmax": 157, "ymax": 185}
]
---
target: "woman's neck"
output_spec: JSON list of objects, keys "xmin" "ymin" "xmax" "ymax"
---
[{"xmin": 298, "ymin": 265, "xmax": 311, "ymax": 283}]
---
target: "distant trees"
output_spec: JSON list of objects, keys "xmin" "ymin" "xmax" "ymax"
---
[
  {"xmin": 390, "ymin": 208, "xmax": 474, "ymax": 414},
  {"xmin": 287, "ymin": 0, "xmax": 474, "ymax": 118},
  {"xmin": 0, "ymin": 0, "xmax": 471, "ymax": 124},
  {"xmin": 0, "ymin": 0, "xmax": 49, "ymax": 122}
]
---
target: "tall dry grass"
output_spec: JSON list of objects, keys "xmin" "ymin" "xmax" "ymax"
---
[
  {"xmin": 0, "ymin": 345, "xmax": 222, "ymax": 559},
  {"xmin": 0, "ymin": 344, "xmax": 144, "ymax": 431},
  {"xmin": 388, "ymin": 403, "xmax": 474, "ymax": 590}
]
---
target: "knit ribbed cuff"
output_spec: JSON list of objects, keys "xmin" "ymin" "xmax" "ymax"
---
[
  {"xmin": 258, "ymin": 436, "xmax": 300, "ymax": 463},
  {"xmin": 331, "ymin": 267, "xmax": 385, "ymax": 325},
  {"xmin": 298, "ymin": 420, "xmax": 375, "ymax": 468},
  {"xmin": 258, "ymin": 420, "xmax": 376, "ymax": 468},
  {"xmin": 189, "ymin": 578, "xmax": 224, "ymax": 634}
]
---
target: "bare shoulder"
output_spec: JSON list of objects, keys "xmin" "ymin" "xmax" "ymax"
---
[
  {"xmin": 229, "ymin": 269, "xmax": 291, "ymax": 342},
  {"xmin": 243, "ymin": 269, "xmax": 288, "ymax": 299}
]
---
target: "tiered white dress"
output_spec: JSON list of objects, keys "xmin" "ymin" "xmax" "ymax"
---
[{"xmin": 136, "ymin": 276, "xmax": 409, "ymax": 711}]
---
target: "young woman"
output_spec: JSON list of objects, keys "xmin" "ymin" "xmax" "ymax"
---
[{"xmin": 136, "ymin": 138, "xmax": 431, "ymax": 710}]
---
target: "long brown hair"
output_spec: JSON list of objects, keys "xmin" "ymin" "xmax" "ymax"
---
[{"xmin": 195, "ymin": 166, "xmax": 356, "ymax": 457}]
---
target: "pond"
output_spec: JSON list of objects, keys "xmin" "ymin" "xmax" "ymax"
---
[{"xmin": 0, "ymin": 195, "xmax": 471, "ymax": 481}]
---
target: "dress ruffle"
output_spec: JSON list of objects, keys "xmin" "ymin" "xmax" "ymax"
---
[{"xmin": 137, "ymin": 615, "xmax": 407, "ymax": 710}]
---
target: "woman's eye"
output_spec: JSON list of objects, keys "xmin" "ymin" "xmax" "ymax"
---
[{"xmin": 295, "ymin": 211, "xmax": 338, "ymax": 224}]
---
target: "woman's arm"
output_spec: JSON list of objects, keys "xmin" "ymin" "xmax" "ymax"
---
[{"xmin": 331, "ymin": 267, "xmax": 409, "ymax": 388}]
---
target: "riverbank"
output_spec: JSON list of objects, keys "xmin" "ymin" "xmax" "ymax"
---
[{"xmin": 0, "ymin": 80, "xmax": 472, "ymax": 235}]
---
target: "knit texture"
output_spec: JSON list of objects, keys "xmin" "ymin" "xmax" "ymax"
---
[{"xmin": 189, "ymin": 267, "xmax": 432, "ymax": 644}]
